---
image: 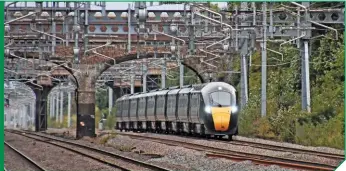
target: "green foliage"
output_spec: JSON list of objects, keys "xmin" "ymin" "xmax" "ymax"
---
[
  {"xmin": 105, "ymin": 107, "xmax": 117, "ymax": 130},
  {"xmin": 48, "ymin": 105, "xmax": 115, "ymax": 130},
  {"xmin": 238, "ymin": 32, "xmax": 344, "ymax": 149},
  {"xmin": 96, "ymin": 88, "xmax": 108, "ymax": 110},
  {"xmin": 207, "ymin": 2, "xmax": 220, "ymax": 12},
  {"xmin": 95, "ymin": 106, "xmax": 103, "ymax": 128},
  {"xmin": 99, "ymin": 134, "xmax": 117, "ymax": 145},
  {"xmin": 47, "ymin": 114, "xmax": 77, "ymax": 129},
  {"xmin": 165, "ymin": 66, "xmax": 200, "ymax": 87}
]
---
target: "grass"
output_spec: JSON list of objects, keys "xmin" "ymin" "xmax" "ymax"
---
[{"xmin": 99, "ymin": 133, "xmax": 117, "ymax": 145}]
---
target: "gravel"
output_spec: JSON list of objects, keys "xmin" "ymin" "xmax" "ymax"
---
[
  {"xmin": 43, "ymin": 131, "xmax": 183, "ymax": 171},
  {"xmin": 107, "ymin": 135, "xmax": 299, "ymax": 171},
  {"xmin": 47, "ymin": 127, "xmax": 343, "ymax": 156},
  {"xmin": 51, "ymin": 140, "xmax": 153, "ymax": 171},
  {"xmin": 43, "ymin": 128, "xmax": 343, "ymax": 170},
  {"xmin": 4, "ymin": 144, "xmax": 39, "ymax": 171},
  {"xmin": 233, "ymin": 135, "xmax": 344, "ymax": 155},
  {"xmin": 44, "ymin": 129, "xmax": 297, "ymax": 170},
  {"xmin": 117, "ymin": 131, "xmax": 343, "ymax": 167},
  {"xmin": 5, "ymin": 132, "xmax": 120, "ymax": 171}
]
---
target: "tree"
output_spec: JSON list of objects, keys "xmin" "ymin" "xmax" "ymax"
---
[
  {"xmin": 96, "ymin": 88, "xmax": 108, "ymax": 110},
  {"xmin": 238, "ymin": 32, "xmax": 344, "ymax": 149}
]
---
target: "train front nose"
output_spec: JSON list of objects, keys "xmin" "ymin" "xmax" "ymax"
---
[{"xmin": 211, "ymin": 107, "xmax": 231, "ymax": 131}]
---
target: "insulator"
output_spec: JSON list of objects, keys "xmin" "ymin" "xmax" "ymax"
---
[
  {"xmin": 55, "ymin": 12, "xmax": 63, "ymax": 18},
  {"xmin": 160, "ymin": 12, "xmax": 169, "ymax": 20},
  {"xmin": 121, "ymin": 12, "xmax": 128, "ymax": 19},
  {"xmin": 73, "ymin": 25, "xmax": 81, "ymax": 32},
  {"xmin": 94, "ymin": 12, "xmax": 103, "ymax": 19},
  {"xmin": 5, "ymin": 24, "xmax": 10, "ymax": 32},
  {"xmin": 148, "ymin": 12, "xmax": 156, "ymax": 19},
  {"xmin": 13, "ymin": 11, "xmax": 23, "ymax": 18},
  {"xmin": 107, "ymin": 12, "xmax": 116, "ymax": 19},
  {"xmin": 173, "ymin": 12, "xmax": 182, "ymax": 19},
  {"xmin": 73, "ymin": 48, "xmax": 79, "ymax": 56},
  {"xmin": 40, "ymin": 11, "xmax": 50, "ymax": 18},
  {"xmin": 170, "ymin": 46, "xmax": 176, "ymax": 52},
  {"xmin": 223, "ymin": 44, "xmax": 229, "ymax": 51},
  {"xmin": 170, "ymin": 24, "xmax": 177, "ymax": 32},
  {"xmin": 5, "ymin": 49, "xmax": 10, "ymax": 56}
]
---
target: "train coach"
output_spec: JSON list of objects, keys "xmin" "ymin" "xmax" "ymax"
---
[{"xmin": 115, "ymin": 82, "xmax": 239, "ymax": 140}]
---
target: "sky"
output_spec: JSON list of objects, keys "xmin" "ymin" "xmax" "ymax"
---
[{"xmin": 5, "ymin": 2, "xmax": 228, "ymax": 10}]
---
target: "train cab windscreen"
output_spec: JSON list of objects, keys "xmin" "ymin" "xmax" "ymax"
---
[{"xmin": 209, "ymin": 92, "xmax": 231, "ymax": 107}]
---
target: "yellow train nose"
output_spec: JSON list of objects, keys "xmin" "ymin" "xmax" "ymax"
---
[{"xmin": 211, "ymin": 107, "xmax": 231, "ymax": 131}]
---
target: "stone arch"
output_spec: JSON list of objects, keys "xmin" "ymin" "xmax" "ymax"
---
[
  {"xmin": 5, "ymin": 81, "xmax": 36, "ymax": 130},
  {"xmin": 48, "ymin": 82, "xmax": 77, "ymax": 128}
]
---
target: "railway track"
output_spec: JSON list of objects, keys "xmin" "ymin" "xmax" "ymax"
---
[
  {"xmin": 115, "ymin": 132, "xmax": 339, "ymax": 171},
  {"xmin": 4, "ymin": 141, "xmax": 48, "ymax": 171},
  {"xmin": 230, "ymin": 139, "xmax": 344, "ymax": 161},
  {"xmin": 160, "ymin": 132, "xmax": 344, "ymax": 160},
  {"xmin": 119, "ymin": 130, "xmax": 344, "ymax": 160},
  {"xmin": 5, "ymin": 130, "xmax": 171, "ymax": 171}
]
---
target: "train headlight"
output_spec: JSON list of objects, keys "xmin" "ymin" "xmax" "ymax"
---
[
  {"xmin": 204, "ymin": 106, "xmax": 211, "ymax": 114},
  {"xmin": 231, "ymin": 106, "xmax": 238, "ymax": 113}
]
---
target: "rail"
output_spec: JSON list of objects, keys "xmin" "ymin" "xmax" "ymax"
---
[
  {"xmin": 4, "ymin": 141, "xmax": 48, "ymax": 171},
  {"xmin": 114, "ymin": 132, "xmax": 339, "ymax": 171},
  {"xmin": 6, "ymin": 130, "xmax": 171, "ymax": 171}
]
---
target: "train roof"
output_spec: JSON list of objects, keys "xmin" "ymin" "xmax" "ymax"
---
[
  {"xmin": 145, "ymin": 91, "xmax": 158, "ymax": 97},
  {"xmin": 134, "ymin": 93, "xmax": 146, "ymax": 99},
  {"xmin": 155, "ymin": 89, "xmax": 170, "ymax": 95},
  {"xmin": 178, "ymin": 87, "xmax": 192, "ymax": 94},
  {"xmin": 168, "ymin": 89, "xmax": 180, "ymax": 94},
  {"xmin": 115, "ymin": 94, "xmax": 128, "ymax": 102},
  {"xmin": 116, "ymin": 82, "xmax": 236, "ymax": 101},
  {"xmin": 202, "ymin": 82, "xmax": 236, "ymax": 93},
  {"xmin": 128, "ymin": 93, "xmax": 140, "ymax": 99}
]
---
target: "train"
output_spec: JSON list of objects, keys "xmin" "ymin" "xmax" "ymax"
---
[{"xmin": 115, "ymin": 82, "xmax": 239, "ymax": 140}]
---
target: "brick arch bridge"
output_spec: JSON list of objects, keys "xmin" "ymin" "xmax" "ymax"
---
[{"xmin": 14, "ymin": 44, "xmax": 226, "ymax": 137}]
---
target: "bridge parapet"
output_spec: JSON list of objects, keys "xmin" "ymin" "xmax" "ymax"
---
[{"xmin": 55, "ymin": 45, "xmax": 171, "ymax": 64}]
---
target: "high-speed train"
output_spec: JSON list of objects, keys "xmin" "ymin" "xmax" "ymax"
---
[{"xmin": 115, "ymin": 82, "xmax": 239, "ymax": 140}]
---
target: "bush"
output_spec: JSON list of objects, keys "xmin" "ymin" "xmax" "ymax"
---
[
  {"xmin": 47, "ymin": 113, "xmax": 77, "ymax": 129},
  {"xmin": 237, "ymin": 32, "xmax": 344, "ymax": 149},
  {"xmin": 105, "ymin": 108, "xmax": 116, "ymax": 130}
]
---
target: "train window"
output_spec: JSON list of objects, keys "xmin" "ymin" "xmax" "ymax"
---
[
  {"xmin": 167, "ymin": 96, "xmax": 175, "ymax": 114},
  {"xmin": 157, "ymin": 96, "xmax": 164, "ymax": 109},
  {"xmin": 148, "ymin": 100, "xmax": 152, "ymax": 108},
  {"xmin": 179, "ymin": 97, "xmax": 186, "ymax": 107},
  {"xmin": 167, "ymin": 98, "xmax": 171, "ymax": 111},
  {"xmin": 122, "ymin": 100, "xmax": 128, "ymax": 115},
  {"xmin": 147, "ymin": 98, "xmax": 155, "ymax": 115},
  {"xmin": 191, "ymin": 96, "xmax": 197, "ymax": 107},
  {"xmin": 209, "ymin": 92, "xmax": 231, "ymax": 107},
  {"xmin": 116, "ymin": 102, "xmax": 122, "ymax": 116},
  {"xmin": 190, "ymin": 94, "xmax": 200, "ymax": 114},
  {"xmin": 130, "ymin": 100, "xmax": 137, "ymax": 115},
  {"xmin": 138, "ymin": 99, "xmax": 143, "ymax": 115}
]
